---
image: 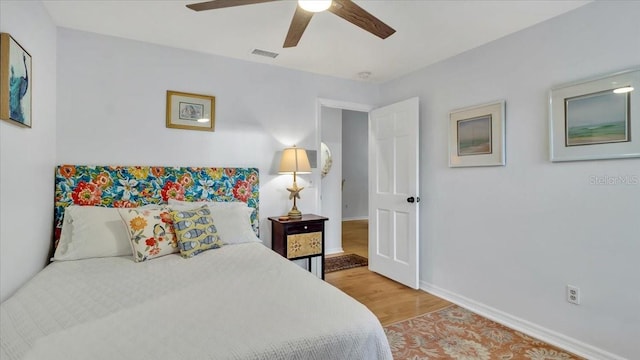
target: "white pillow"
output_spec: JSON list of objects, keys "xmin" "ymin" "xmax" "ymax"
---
[
  {"xmin": 209, "ymin": 206, "xmax": 261, "ymax": 245},
  {"xmin": 53, "ymin": 206, "xmax": 132, "ymax": 261},
  {"xmin": 167, "ymin": 199, "xmax": 260, "ymax": 244}
]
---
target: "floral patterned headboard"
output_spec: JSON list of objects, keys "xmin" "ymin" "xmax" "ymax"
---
[{"xmin": 54, "ymin": 165, "xmax": 259, "ymax": 245}]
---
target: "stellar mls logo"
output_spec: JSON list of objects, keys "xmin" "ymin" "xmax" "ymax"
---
[{"xmin": 589, "ymin": 175, "xmax": 640, "ymax": 185}]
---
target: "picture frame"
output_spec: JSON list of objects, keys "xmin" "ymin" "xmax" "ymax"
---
[
  {"xmin": 0, "ymin": 33, "xmax": 32, "ymax": 128},
  {"xmin": 166, "ymin": 90, "xmax": 215, "ymax": 131},
  {"xmin": 549, "ymin": 68, "xmax": 640, "ymax": 162},
  {"xmin": 449, "ymin": 100, "xmax": 505, "ymax": 167}
]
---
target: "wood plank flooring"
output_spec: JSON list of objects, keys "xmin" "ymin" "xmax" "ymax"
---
[
  {"xmin": 339, "ymin": 219, "xmax": 368, "ymax": 258},
  {"xmin": 325, "ymin": 220, "xmax": 451, "ymax": 326}
]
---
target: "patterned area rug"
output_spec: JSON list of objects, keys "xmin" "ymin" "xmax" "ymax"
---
[
  {"xmin": 325, "ymin": 254, "xmax": 368, "ymax": 273},
  {"xmin": 384, "ymin": 305, "xmax": 583, "ymax": 360}
]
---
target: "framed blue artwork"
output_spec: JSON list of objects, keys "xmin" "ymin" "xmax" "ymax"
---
[{"xmin": 0, "ymin": 33, "xmax": 32, "ymax": 128}]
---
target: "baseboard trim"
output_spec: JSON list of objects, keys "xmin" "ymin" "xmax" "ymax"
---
[
  {"xmin": 420, "ymin": 281, "xmax": 626, "ymax": 360},
  {"xmin": 341, "ymin": 216, "xmax": 368, "ymax": 222},
  {"xmin": 325, "ymin": 247, "xmax": 344, "ymax": 255}
]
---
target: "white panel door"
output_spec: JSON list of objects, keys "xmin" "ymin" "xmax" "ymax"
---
[{"xmin": 368, "ymin": 97, "xmax": 419, "ymax": 289}]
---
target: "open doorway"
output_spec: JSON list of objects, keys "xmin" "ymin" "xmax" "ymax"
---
[
  {"xmin": 319, "ymin": 97, "xmax": 420, "ymax": 288},
  {"xmin": 319, "ymin": 104, "xmax": 369, "ymax": 258},
  {"xmin": 341, "ymin": 110, "xmax": 369, "ymax": 259}
]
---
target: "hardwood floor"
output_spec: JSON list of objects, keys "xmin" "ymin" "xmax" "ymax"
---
[
  {"xmin": 339, "ymin": 219, "xmax": 368, "ymax": 258},
  {"xmin": 325, "ymin": 220, "xmax": 451, "ymax": 326}
]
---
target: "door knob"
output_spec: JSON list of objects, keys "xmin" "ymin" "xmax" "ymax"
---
[{"xmin": 406, "ymin": 196, "xmax": 421, "ymax": 203}]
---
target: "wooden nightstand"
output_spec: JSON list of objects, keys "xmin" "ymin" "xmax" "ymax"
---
[{"xmin": 269, "ymin": 214, "xmax": 328, "ymax": 279}]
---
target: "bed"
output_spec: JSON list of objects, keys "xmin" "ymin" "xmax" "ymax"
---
[{"xmin": 0, "ymin": 165, "xmax": 392, "ymax": 360}]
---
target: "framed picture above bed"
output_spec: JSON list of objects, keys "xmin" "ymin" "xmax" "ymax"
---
[
  {"xmin": 0, "ymin": 33, "xmax": 32, "ymax": 128},
  {"xmin": 166, "ymin": 90, "xmax": 215, "ymax": 131},
  {"xmin": 449, "ymin": 100, "xmax": 506, "ymax": 167},
  {"xmin": 549, "ymin": 68, "xmax": 640, "ymax": 162}
]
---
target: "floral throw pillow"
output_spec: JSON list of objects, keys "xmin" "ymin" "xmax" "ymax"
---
[
  {"xmin": 118, "ymin": 207, "xmax": 178, "ymax": 262},
  {"xmin": 170, "ymin": 205, "xmax": 223, "ymax": 258}
]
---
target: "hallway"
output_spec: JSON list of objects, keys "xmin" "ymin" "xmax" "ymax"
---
[{"xmin": 340, "ymin": 219, "xmax": 368, "ymax": 258}]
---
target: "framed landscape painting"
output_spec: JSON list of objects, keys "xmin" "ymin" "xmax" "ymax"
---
[
  {"xmin": 0, "ymin": 33, "xmax": 32, "ymax": 128},
  {"xmin": 549, "ymin": 68, "xmax": 640, "ymax": 161},
  {"xmin": 166, "ymin": 90, "xmax": 215, "ymax": 131},
  {"xmin": 449, "ymin": 100, "xmax": 505, "ymax": 167}
]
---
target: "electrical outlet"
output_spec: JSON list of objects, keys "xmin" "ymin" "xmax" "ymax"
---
[{"xmin": 567, "ymin": 285, "xmax": 580, "ymax": 305}]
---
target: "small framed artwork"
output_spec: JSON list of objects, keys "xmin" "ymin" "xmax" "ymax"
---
[
  {"xmin": 0, "ymin": 33, "xmax": 32, "ymax": 128},
  {"xmin": 449, "ymin": 100, "xmax": 505, "ymax": 167},
  {"xmin": 549, "ymin": 68, "xmax": 640, "ymax": 162},
  {"xmin": 166, "ymin": 90, "xmax": 215, "ymax": 131}
]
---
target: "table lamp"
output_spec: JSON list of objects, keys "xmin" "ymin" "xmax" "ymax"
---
[{"xmin": 278, "ymin": 145, "xmax": 311, "ymax": 219}]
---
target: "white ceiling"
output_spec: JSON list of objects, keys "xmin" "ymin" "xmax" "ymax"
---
[{"xmin": 42, "ymin": 0, "xmax": 589, "ymax": 83}]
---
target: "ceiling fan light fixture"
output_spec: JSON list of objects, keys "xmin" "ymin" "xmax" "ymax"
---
[
  {"xmin": 613, "ymin": 86, "xmax": 634, "ymax": 94},
  {"xmin": 298, "ymin": 0, "xmax": 332, "ymax": 13}
]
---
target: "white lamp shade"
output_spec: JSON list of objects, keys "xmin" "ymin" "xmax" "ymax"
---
[{"xmin": 279, "ymin": 146, "xmax": 312, "ymax": 174}]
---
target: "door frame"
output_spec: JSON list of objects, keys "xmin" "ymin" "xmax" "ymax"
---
[{"xmin": 315, "ymin": 98, "xmax": 373, "ymax": 253}]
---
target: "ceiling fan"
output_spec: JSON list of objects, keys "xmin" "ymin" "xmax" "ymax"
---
[{"xmin": 185, "ymin": 0, "xmax": 396, "ymax": 48}]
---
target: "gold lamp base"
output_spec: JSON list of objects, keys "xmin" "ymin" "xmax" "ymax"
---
[
  {"xmin": 286, "ymin": 173, "xmax": 304, "ymax": 220},
  {"xmin": 288, "ymin": 208, "xmax": 302, "ymax": 219}
]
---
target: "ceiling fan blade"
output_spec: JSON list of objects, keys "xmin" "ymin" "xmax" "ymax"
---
[
  {"xmin": 186, "ymin": 0, "xmax": 277, "ymax": 12},
  {"xmin": 328, "ymin": 0, "xmax": 395, "ymax": 39},
  {"xmin": 283, "ymin": 6, "xmax": 314, "ymax": 48}
]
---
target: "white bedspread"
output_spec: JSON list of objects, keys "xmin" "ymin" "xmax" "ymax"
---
[{"xmin": 0, "ymin": 243, "xmax": 391, "ymax": 360}]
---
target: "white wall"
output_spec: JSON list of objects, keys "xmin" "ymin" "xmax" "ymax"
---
[
  {"xmin": 380, "ymin": 2, "xmax": 640, "ymax": 359},
  {"xmin": 320, "ymin": 106, "xmax": 342, "ymax": 254},
  {"xmin": 0, "ymin": 1, "xmax": 57, "ymax": 302},
  {"xmin": 341, "ymin": 110, "xmax": 368, "ymax": 220},
  {"xmin": 55, "ymin": 28, "xmax": 378, "ymax": 249}
]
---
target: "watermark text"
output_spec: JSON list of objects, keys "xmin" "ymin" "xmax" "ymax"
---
[{"xmin": 589, "ymin": 175, "xmax": 639, "ymax": 185}]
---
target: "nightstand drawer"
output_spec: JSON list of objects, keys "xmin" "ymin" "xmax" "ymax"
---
[
  {"xmin": 287, "ymin": 232, "xmax": 322, "ymax": 258},
  {"xmin": 287, "ymin": 222, "xmax": 324, "ymax": 235}
]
